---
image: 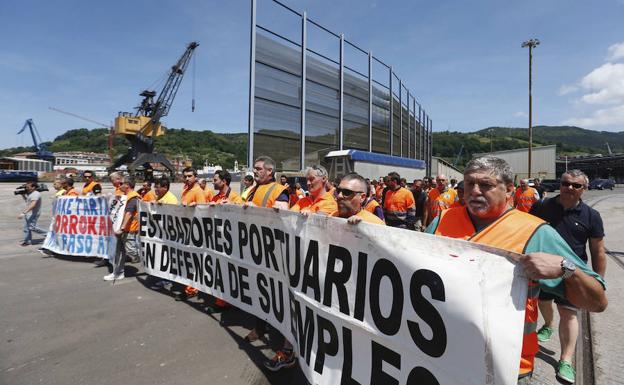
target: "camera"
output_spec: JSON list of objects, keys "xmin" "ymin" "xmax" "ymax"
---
[{"xmin": 14, "ymin": 183, "xmax": 49, "ymax": 195}]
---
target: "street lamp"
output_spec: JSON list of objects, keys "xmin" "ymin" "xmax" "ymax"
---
[{"xmin": 522, "ymin": 38, "xmax": 540, "ymax": 179}]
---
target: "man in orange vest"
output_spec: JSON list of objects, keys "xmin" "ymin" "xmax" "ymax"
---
[
  {"xmin": 514, "ymin": 178, "xmax": 539, "ymax": 212},
  {"xmin": 94, "ymin": 172, "xmax": 125, "ymax": 268},
  {"xmin": 180, "ymin": 167, "xmax": 206, "ymax": 206},
  {"xmin": 103, "ymin": 176, "xmax": 141, "ymax": 281},
  {"xmin": 243, "ymin": 156, "xmax": 289, "ymax": 343},
  {"xmin": 245, "ymin": 156, "xmax": 289, "ymax": 210},
  {"xmin": 211, "ymin": 169, "xmax": 242, "ymax": 204},
  {"xmin": 363, "ymin": 179, "xmax": 384, "ymax": 221},
  {"xmin": 383, "ymin": 172, "xmax": 416, "ymax": 228},
  {"xmin": 291, "ymin": 165, "xmax": 337, "ymax": 215},
  {"xmin": 137, "ymin": 181, "xmax": 157, "ymax": 203},
  {"xmin": 426, "ymin": 173, "xmax": 457, "ymax": 225},
  {"xmin": 62, "ymin": 177, "xmax": 80, "ymax": 196},
  {"xmin": 427, "ymin": 156, "xmax": 607, "ymax": 383},
  {"xmin": 198, "ymin": 177, "xmax": 214, "ymax": 202},
  {"xmin": 81, "ymin": 170, "xmax": 102, "ymax": 195},
  {"xmin": 333, "ymin": 173, "xmax": 385, "ymax": 225},
  {"xmin": 176, "ymin": 167, "xmax": 206, "ymax": 301}
]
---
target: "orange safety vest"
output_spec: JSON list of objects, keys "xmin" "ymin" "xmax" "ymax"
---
[
  {"xmin": 514, "ymin": 187, "xmax": 538, "ymax": 213},
  {"xmin": 249, "ymin": 182, "xmax": 288, "ymax": 208},
  {"xmin": 383, "ymin": 187, "xmax": 415, "ymax": 225},
  {"xmin": 331, "ymin": 209, "xmax": 386, "ymax": 225},
  {"xmin": 82, "ymin": 181, "xmax": 99, "ymax": 195},
  {"xmin": 375, "ymin": 185, "xmax": 385, "ymax": 201},
  {"xmin": 364, "ymin": 197, "xmax": 381, "ymax": 215},
  {"xmin": 434, "ymin": 207, "xmax": 544, "ymax": 377},
  {"xmin": 142, "ymin": 190, "xmax": 157, "ymax": 203},
  {"xmin": 211, "ymin": 187, "xmax": 243, "ymax": 204},
  {"xmin": 114, "ymin": 186, "xmax": 123, "ymax": 197},
  {"xmin": 429, "ymin": 188, "xmax": 457, "ymax": 219},
  {"xmin": 181, "ymin": 184, "xmax": 206, "ymax": 205},
  {"xmin": 125, "ymin": 191, "xmax": 141, "ymax": 233},
  {"xmin": 65, "ymin": 188, "xmax": 79, "ymax": 196},
  {"xmin": 291, "ymin": 191, "xmax": 337, "ymax": 215},
  {"xmin": 203, "ymin": 187, "xmax": 214, "ymax": 202}
]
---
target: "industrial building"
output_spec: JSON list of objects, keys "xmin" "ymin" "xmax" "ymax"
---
[
  {"xmin": 474, "ymin": 145, "xmax": 556, "ymax": 180},
  {"xmin": 248, "ymin": 0, "xmax": 433, "ymax": 174},
  {"xmin": 0, "ymin": 156, "xmax": 53, "ymax": 173},
  {"xmin": 430, "ymin": 157, "xmax": 463, "ymax": 182},
  {"xmin": 557, "ymin": 154, "xmax": 624, "ymax": 182}
]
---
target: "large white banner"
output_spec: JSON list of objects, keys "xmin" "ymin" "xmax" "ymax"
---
[
  {"xmin": 43, "ymin": 196, "xmax": 116, "ymax": 259},
  {"xmin": 138, "ymin": 202, "xmax": 528, "ymax": 385}
]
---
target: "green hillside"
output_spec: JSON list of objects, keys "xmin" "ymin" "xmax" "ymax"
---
[
  {"xmin": 2, "ymin": 127, "xmax": 248, "ymax": 169},
  {"xmin": 3, "ymin": 124, "xmax": 622, "ymax": 170},
  {"xmin": 433, "ymin": 125, "xmax": 624, "ymax": 167}
]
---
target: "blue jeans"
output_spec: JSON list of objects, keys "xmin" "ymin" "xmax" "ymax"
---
[{"xmin": 23, "ymin": 213, "xmax": 46, "ymax": 244}]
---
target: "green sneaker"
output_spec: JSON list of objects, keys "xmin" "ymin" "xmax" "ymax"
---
[
  {"xmin": 556, "ymin": 360, "xmax": 576, "ymax": 383},
  {"xmin": 536, "ymin": 325, "xmax": 554, "ymax": 342}
]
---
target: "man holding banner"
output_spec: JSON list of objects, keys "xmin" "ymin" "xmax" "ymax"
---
[
  {"xmin": 242, "ymin": 156, "xmax": 289, "ymax": 343},
  {"xmin": 103, "ymin": 176, "xmax": 141, "ymax": 281},
  {"xmin": 427, "ymin": 156, "xmax": 607, "ymax": 383}
]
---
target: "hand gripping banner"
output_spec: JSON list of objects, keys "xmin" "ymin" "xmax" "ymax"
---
[
  {"xmin": 138, "ymin": 202, "xmax": 529, "ymax": 385},
  {"xmin": 43, "ymin": 196, "xmax": 116, "ymax": 259}
]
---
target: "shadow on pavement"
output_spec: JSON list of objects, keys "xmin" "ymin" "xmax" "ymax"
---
[{"xmin": 134, "ymin": 273, "xmax": 309, "ymax": 384}]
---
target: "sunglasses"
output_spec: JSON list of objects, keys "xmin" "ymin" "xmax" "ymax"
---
[
  {"xmin": 561, "ymin": 181, "xmax": 584, "ymax": 189},
  {"xmin": 336, "ymin": 187, "xmax": 364, "ymax": 198}
]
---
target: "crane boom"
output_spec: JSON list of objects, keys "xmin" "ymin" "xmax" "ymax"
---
[
  {"xmin": 111, "ymin": 41, "xmax": 199, "ymax": 175},
  {"xmin": 16, "ymin": 119, "xmax": 54, "ymax": 161}
]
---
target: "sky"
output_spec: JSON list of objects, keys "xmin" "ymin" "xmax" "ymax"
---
[{"xmin": 2, "ymin": 0, "xmax": 624, "ymax": 149}]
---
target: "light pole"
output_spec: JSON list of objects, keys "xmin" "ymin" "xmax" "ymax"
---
[{"xmin": 522, "ymin": 38, "xmax": 539, "ymax": 179}]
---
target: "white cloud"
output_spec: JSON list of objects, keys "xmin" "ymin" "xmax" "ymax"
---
[
  {"xmin": 513, "ymin": 111, "xmax": 528, "ymax": 118},
  {"xmin": 563, "ymin": 105, "xmax": 624, "ymax": 128},
  {"xmin": 579, "ymin": 62, "xmax": 624, "ymax": 105},
  {"xmin": 558, "ymin": 84, "xmax": 578, "ymax": 96},
  {"xmin": 607, "ymin": 42, "xmax": 624, "ymax": 61}
]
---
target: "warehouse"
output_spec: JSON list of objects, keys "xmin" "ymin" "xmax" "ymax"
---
[{"xmin": 474, "ymin": 145, "xmax": 556, "ymax": 180}]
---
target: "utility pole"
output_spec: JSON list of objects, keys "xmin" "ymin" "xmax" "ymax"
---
[{"xmin": 522, "ymin": 38, "xmax": 539, "ymax": 179}]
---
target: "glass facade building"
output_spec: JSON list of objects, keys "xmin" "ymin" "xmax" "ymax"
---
[{"xmin": 248, "ymin": 0, "xmax": 433, "ymax": 173}]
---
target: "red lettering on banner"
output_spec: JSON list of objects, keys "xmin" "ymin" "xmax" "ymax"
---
[
  {"xmin": 54, "ymin": 215, "xmax": 61, "ymax": 232},
  {"xmin": 69, "ymin": 215, "xmax": 78, "ymax": 234},
  {"xmin": 87, "ymin": 216, "xmax": 97, "ymax": 234},
  {"xmin": 78, "ymin": 216, "xmax": 86, "ymax": 234},
  {"xmin": 98, "ymin": 217, "xmax": 109, "ymax": 236},
  {"xmin": 61, "ymin": 215, "xmax": 69, "ymax": 233}
]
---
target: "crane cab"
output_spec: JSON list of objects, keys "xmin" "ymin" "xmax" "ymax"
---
[{"xmin": 114, "ymin": 112, "xmax": 165, "ymax": 137}]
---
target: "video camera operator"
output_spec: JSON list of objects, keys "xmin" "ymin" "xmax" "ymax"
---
[{"xmin": 17, "ymin": 181, "xmax": 46, "ymax": 246}]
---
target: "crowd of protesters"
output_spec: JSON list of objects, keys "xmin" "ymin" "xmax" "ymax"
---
[{"xmin": 21, "ymin": 154, "xmax": 609, "ymax": 384}]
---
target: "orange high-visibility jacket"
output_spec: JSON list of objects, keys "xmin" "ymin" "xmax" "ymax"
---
[
  {"xmin": 291, "ymin": 191, "xmax": 337, "ymax": 215},
  {"xmin": 383, "ymin": 187, "xmax": 416, "ymax": 226},
  {"xmin": 331, "ymin": 209, "xmax": 385, "ymax": 225},
  {"xmin": 249, "ymin": 182, "xmax": 288, "ymax": 208},
  {"xmin": 429, "ymin": 188, "xmax": 457, "ymax": 220},
  {"xmin": 211, "ymin": 188, "xmax": 243, "ymax": 204},
  {"xmin": 433, "ymin": 207, "xmax": 544, "ymax": 378},
  {"xmin": 125, "ymin": 191, "xmax": 141, "ymax": 233},
  {"xmin": 514, "ymin": 187, "xmax": 538, "ymax": 212},
  {"xmin": 181, "ymin": 184, "xmax": 206, "ymax": 205},
  {"xmin": 81, "ymin": 181, "xmax": 100, "ymax": 195}
]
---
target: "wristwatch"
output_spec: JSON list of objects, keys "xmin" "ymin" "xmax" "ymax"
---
[{"xmin": 560, "ymin": 258, "xmax": 576, "ymax": 279}]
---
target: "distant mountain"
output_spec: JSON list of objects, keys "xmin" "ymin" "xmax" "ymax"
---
[{"xmin": 433, "ymin": 125, "xmax": 624, "ymax": 167}]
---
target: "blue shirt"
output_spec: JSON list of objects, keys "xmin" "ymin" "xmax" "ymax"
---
[{"xmin": 529, "ymin": 196, "xmax": 604, "ymax": 263}]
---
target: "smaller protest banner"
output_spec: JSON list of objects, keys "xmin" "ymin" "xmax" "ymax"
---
[{"xmin": 43, "ymin": 196, "xmax": 116, "ymax": 259}]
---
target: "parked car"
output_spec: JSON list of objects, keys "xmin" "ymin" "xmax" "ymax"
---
[
  {"xmin": 540, "ymin": 179, "xmax": 561, "ymax": 192},
  {"xmin": 588, "ymin": 178, "xmax": 615, "ymax": 190}
]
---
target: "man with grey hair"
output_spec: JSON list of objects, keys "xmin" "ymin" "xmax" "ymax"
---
[
  {"xmin": 530, "ymin": 169, "xmax": 606, "ymax": 383},
  {"xmin": 245, "ymin": 156, "xmax": 289, "ymax": 210},
  {"xmin": 427, "ymin": 156, "xmax": 607, "ymax": 383},
  {"xmin": 291, "ymin": 165, "xmax": 337, "ymax": 215},
  {"xmin": 104, "ymin": 176, "xmax": 141, "ymax": 281}
]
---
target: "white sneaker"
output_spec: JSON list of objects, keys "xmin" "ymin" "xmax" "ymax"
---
[{"xmin": 103, "ymin": 273, "xmax": 125, "ymax": 281}]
